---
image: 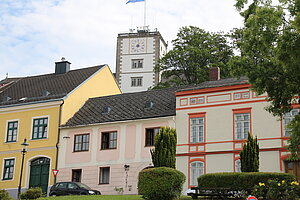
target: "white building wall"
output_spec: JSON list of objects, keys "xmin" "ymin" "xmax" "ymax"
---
[{"xmin": 176, "ymin": 86, "xmax": 288, "ymax": 192}]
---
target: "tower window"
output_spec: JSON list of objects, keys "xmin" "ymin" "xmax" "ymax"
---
[
  {"xmin": 131, "ymin": 77, "xmax": 143, "ymax": 87},
  {"xmin": 132, "ymin": 59, "xmax": 143, "ymax": 69}
]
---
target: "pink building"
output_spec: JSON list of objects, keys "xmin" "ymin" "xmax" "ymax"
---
[{"xmin": 57, "ymin": 88, "xmax": 176, "ymax": 194}]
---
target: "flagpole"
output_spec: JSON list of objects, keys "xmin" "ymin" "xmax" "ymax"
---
[{"xmin": 144, "ymin": 0, "xmax": 146, "ymax": 26}]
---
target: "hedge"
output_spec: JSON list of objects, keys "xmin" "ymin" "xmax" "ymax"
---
[
  {"xmin": 138, "ymin": 167, "xmax": 186, "ymax": 200},
  {"xmin": 198, "ymin": 172, "xmax": 296, "ymax": 190},
  {"xmin": 20, "ymin": 187, "xmax": 43, "ymax": 200},
  {"xmin": 0, "ymin": 190, "xmax": 13, "ymax": 200}
]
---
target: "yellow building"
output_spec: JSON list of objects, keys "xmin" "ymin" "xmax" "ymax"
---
[{"xmin": 0, "ymin": 60, "xmax": 121, "ymax": 198}]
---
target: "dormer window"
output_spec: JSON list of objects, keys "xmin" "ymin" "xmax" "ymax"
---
[
  {"xmin": 102, "ymin": 106, "xmax": 111, "ymax": 114},
  {"xmin": 145, "ymin": 101, "xmax": 154, "ymax": 109}
]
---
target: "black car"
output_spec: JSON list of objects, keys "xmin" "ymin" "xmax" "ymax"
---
[{"xmin": 49, "ymin": 182, "xmax": 101, "ymax": 196}]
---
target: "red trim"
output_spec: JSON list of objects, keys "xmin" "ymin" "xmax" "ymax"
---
[
  {"xmin": 176, "ymin": 99, "xmax": 266, "ymax": 111},
  {"xmin": 176, "ymin": 147, "xmax": 285, "ymax": 157},
  {"xmin": 206, "ymin": 93, "xmax": 232, "ymax": 104},
  {"xmin": 176, "ymin": 84, "xmax": 251, "ymax": 97},
  {"xmin": 188, "ymin": 112, "xmax": 206, "ymax": 153},
  {"xmin": 190, "ymin": 96, "xmax": 205, "ymax": 105},
  {"xmin": 252, "ymin": 91, "xmax": 268, "ymax": 99}
]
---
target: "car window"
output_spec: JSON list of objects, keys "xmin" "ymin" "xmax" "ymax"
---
[
  {"xmin": 68, "ymin": 183, "xmax": 78, "ymax": 189},
  {"xmin": 57, "ymin": 183, "xmax": 67, "ymax": 188}
]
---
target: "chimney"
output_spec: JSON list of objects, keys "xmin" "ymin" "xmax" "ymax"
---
[
  {"xmin": 209, "ymin": 67, "xmax": 220, "ymax": 81},
  {"xmin": 55, "ymin": 57, "xmax": 71, "ymax": 74}
]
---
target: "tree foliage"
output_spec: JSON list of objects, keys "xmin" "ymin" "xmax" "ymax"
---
[
  {"xmin": 150, "ymin": 127, "xmax": 177, "ymax": 168},
  {"xmin": 287, "ymin": 115, "xmax": 300, "ymax": 160},
  {"xmin": 240, "ymin": 133, "xmax": 259, "ymax": 172},
  {"xmin": 230, "ymin": 0, "xmax": 300, "ymax": 116},
  {"xmin": 153, "ymin": 26, "xmax": 233, "ymax": 89}
]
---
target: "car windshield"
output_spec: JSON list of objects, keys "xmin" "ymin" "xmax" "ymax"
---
[{"xmin": 76, "ymin": 182, "xmax": 91, "ymax": 190}]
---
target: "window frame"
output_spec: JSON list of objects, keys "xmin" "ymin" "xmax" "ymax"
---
[
  {"xmin": 99, "ymin": 167, "xmax": 110, "ymax": 184},
  {"xmin": 101, "ymin": 131, "xmax": 117, "ymax": 150},
  {"xmin": 232, "ymin": 108, "xmax": 252, "ymax": 140},
  {"xmin": 190, "ymin": 161, "xmax": 204, "ymax": 187},
  {"xmin": 73, "ymin": 134, "xmax": 90, "ymax": 152},
  {"xmin": 282, "ymin": 108, "xmax": 299, "ymax": 137},
  {"xmin": 131, "ymin": 77, "xmax": 143, "ymax": 87},
  {"xmin": 6, "ymin": 120, "xmax": 19, "ymax": 143},
  {"xmin": 189, "ymin": 113, "xmax": 206, "ymax": 144},
  {"xmin": 145, "ymin": 127, "xmax": 160, "ymax": 147},
  {"xmin": 31, "ymin": 116, "xmax": 49, "ymax": 140},
  {"xmin": 2, "ymin": 158, "xmax": 15, "ymax": 180},
  {"xmin": 72, "ymin": 169, "xmax": 82, "ymax": 182},
  {"xmin": 131, "ymin": 59, "xmax": 143, "ymax": 69}
]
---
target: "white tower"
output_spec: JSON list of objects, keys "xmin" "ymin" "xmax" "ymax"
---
[{"xmin": 115, "ymin": 27, "xmax": 167, "ymax": 93}]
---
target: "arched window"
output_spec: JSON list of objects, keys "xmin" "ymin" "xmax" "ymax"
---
[{"xmin": 190, "ymin": 161, "xmax": 204, "ymax": 186}]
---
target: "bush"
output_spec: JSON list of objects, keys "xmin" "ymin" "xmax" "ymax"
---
[
  {"xmin": 20, "ymin": 187, "xmax": 43, "ymax": 200},
  {"xmin": 138, "ymin": 167, "xmax": 186, "ymax": 200},
  {"xmin": 198, "ymin": 172, "xmax": 296, "ymax": 190},
  {"xmin": 253, "ymin": 179, "xmax": 300, "ymax": 200},
  {"xmin": 0, "ymin": 189, "xmax": 13, "ymax": 200}
]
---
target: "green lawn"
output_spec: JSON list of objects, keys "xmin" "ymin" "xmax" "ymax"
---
[{"xmin": 38, "ymin": 195, "xmax": 193, "ymax": 200}]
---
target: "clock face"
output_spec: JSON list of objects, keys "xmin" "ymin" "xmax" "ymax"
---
[{"xmin": 130, "ymin": 38, "xmax": 146, "ymax": 54}]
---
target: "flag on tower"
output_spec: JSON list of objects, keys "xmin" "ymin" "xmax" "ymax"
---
[{"xmin": 126, "ymin": 0, "xmax": 145, "ymax": 4}]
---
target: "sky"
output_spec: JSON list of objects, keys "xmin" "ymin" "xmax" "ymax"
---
[{"xmin": 0, "ymin": 0, "xmax": 244, "ymax": 79}]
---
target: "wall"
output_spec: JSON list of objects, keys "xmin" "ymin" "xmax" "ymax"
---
[
  {"xmin": 61, "ymin": 65, "xmax": 121, "ymax": 124},
  {"xmin": 176, "ymin": 85, "xmax": 288, "ymax": 191},
  {"xmin": 57, "ymin": 116, "xmax": 175, "ymax": 195},
  {"xmin": 0, "ymin": 101, "xmax": 61, "ymax": 198}
]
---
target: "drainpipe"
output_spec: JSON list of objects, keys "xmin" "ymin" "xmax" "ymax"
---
[{"xmin": 54, "ymin": 99, "xmax": 64, "ymax": 184}]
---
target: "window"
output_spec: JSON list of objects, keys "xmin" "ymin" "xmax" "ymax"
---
[
  {"xmin": 283, "ymin": 108, "xmax": 299, "ymax": 136},
  {"xmin": 132, "ymin": 59, "xmax": 143, "ymax": 69},
  {"xmin": 32, "ymin": 117, "xmax": 48, "ymax": 139},
  {"xmin": 56, "ymin": 182, "xmax": 67, "ymax": 188},
  {"xmin": 99, "ymin": 167, "xmax": 110, "ymax": 184},
  {"xmin": 101, "ymin": 132, "xmax": 117, "ymax": 150},
  {"xmin": 190, "ymin": 161, "xmax": 204, "ymax": 186},
  {"xmin": 131, "ymin": 77, "xmax": 143, "ymax": 87},
  {"xmin": 145, "ymin": 128, "xmax": 160, "ymax": 146},
  {"xmin": 74, "ymin": 134, "xmax": 89, "ymax": 152},
  {"xmin": 3, "ymin": 159, "xmax": 15, "ymax": 180},
  {"xmin": 72, "ymin": 169, "xmax": 82, "ymax": 182},
  {"xmin": 234, "ymin": 113, "xmax": 250, "ymax": 140},
  {"xmin": 235, "ymin": 159, "xmax": 241, "ymax": 172},
  {"xmin": 6, "ymin": 121, "xmax": 18, "ymax": 142},
  {"xmin": 190, "ymin": 117, "xmax": 204, "ymax": 143}
]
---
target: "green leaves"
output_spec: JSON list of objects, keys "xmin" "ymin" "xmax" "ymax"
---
[
  {"xmin": 240, "ymin": 133, "xmax": 260, "ymax": 172},
  {"xmin": 150, "ymin": 127, "xmax": 177, "ymax": 168},
  {"xmin": 154, "ymin": 26, "xmax": 233, "ymax": 88},
  {"xmin": 231, "ymin": 0, "xmax": 300, "ymax": 117}
]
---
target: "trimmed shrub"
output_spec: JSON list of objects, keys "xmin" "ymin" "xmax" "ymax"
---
[
  {"xmin": 0, "ymin": 189, "xmax": 13, "ymax": 200},
  {"xmin": 20, "ymin": 187, "xmax": 43, "ymax": 200},
  {"xmin": 150, "ymin": 127, "xmax": 177, "ymax": 168},
  {"xmin": 138, "ymin": 167, "xmax": 185, "ymax": 200},
  {"xmin": 198, "ymin": 172, "xmax": 296, "ymax": 190},
  {"xmin": 240, "ymin": 133, "xmax": 259, "ymax": 172}
]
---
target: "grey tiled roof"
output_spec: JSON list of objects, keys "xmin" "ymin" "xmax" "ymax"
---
[
  {"xmin": 0, "ymin": 65, "xmax": 104, "ymax": 106},
  {"xmin": 63, "ymin": 87, "xmax": 177, "ymax": 127},
  {"xmin": 177, "ymin": 77, "xmax": 249, "ymax": 92}
]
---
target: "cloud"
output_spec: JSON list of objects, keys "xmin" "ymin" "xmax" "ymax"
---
[{"xmin": 0, "ymin": 0, "xmax": 243, "ymax": 78}]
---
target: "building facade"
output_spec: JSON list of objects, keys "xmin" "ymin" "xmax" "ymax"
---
[
  {"xmin": 56, "ymin": 88, "xmax": 176, "ymax": 195},
  {"xmin": 0, "ymin": 61, "xmax": 121, "ymax": 198},
  {"xmin": 175, "ymin": 77, "xmax": 299, "ymax": 191},
  {"xmin": 115, "ymin": 27, "xmax": 167, "ymax": 93}
]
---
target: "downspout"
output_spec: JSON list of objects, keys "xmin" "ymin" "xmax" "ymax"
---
[{"xmin": 54, "ymin": 99, "xmax": 64, "ymax": 184}]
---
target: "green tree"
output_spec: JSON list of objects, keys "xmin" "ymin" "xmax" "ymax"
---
[
  {"xmin": 150, "ymin": 127, "xmax": 177, "ymax": 168},
  {"xmin": 230, "ymin": 0, "xmax": 300, "ymax": 116},
  {"xmin": 287, "ymin": 115, "xmax": 300, "ymax": 160},
  {"xmin": 240, "ymin": 133, "xmax": 259, "ymax": 172},
  {"xmin": 154, "ymin": 26, "xmax": 233, "ymax": 89}
]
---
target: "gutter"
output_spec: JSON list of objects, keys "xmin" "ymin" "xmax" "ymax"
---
[{"xmin": 54, "ymin": 99, "xmax": 64, "ymax": 184}]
